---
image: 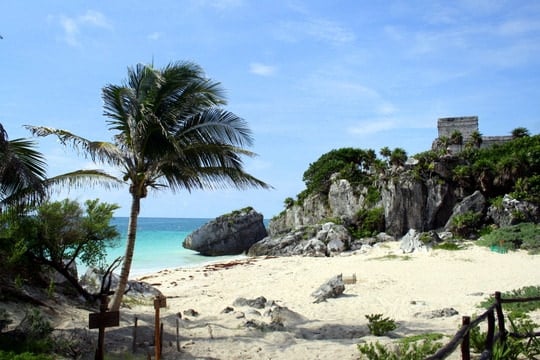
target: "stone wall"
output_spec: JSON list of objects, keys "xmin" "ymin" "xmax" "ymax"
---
[
  {"xmin": 437, "ymin": 116, "xmax": 478, "ymax": 141},
  {"xmin": 481, "ymin": 135, "xmax": 513, "ymax": 148},
  {"xmin": 436, "ymin": 116, "xmax": 512, "ymax": 150}
]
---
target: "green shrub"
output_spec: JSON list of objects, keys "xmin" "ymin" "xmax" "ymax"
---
[
  {"xmin": 351, "ymin": 207, "xmax": 385, "ymax": 238},
  {"xmin": 365, "ymin": 314, "xmax": 397, "ymax": 336},
  {"xmin": 469, "ymin": 312, "xmax": 539, "ymax": 359},
  {"xmin": 476, "ymin": 223, "xmax": 540, "ymax": 254},
  {"xmin": 479, "ymin": 286, "xmax": 540, "ymax": 313},
  {"xmin": 450, "ymin": 211, "xmax": 482, "ymax": 238},
  {"xmin": 0, "ymin": 352, "xmax": 53, "ymax": 360},
  {"xmin": 433, "ymin": 242, "xmax": 465, "ymax": 251},
  {"xmin": 358, "ymin": 335, "xmax": 443, "ymax": 359}
]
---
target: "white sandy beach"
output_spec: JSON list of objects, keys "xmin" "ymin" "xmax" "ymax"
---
[
  {"xmin": 23, "ymin": 241, "xmax": 536, "ymax": 359},
  {"xmin": 88, "ymin": 241, "xmax": 536, "ymax": 360}
]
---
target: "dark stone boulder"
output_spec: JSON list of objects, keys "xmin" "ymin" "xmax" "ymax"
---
[{"xmin": 183, "ymin": 207, "xmax": 267, "ymax": 256}]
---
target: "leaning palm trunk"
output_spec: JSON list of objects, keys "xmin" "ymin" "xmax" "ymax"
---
[{"xmin": 109, "ymin": 193, "xmax": 140, "ymax": 311}]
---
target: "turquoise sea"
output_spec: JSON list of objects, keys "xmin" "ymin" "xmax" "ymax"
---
[{"xmin": 97, "ymin": 217, "xmax": 245, "ymax": 278}]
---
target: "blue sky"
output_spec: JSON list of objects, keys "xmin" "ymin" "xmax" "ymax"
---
[{"xmin": 2, "ymin": 1, "xmax": 539, "ymax": 219}]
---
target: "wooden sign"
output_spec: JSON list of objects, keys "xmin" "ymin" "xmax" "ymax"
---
[
  {"xmin": 89, "ymin": 310, "xmax": 120, "ymax": 329},
  {"xmin": 154, "ymin": 294, "xmax": 167, "ymax": 309}
]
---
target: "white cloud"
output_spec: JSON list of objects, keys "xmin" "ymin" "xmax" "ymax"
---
[
  {"xmin": 249, "ymin": 62, "xmax": 276, "ymax": 76},
  {"xmin": 54, "ymin": 10, "xmax": 111, "ymax": 47}
]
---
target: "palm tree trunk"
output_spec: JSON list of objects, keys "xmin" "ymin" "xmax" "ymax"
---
[{"xmin": 109, "ymin": 193, "xmax": 140, "ymax": 311}]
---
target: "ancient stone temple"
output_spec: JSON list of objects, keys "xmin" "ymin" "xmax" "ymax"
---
[
  {"xmin": 437, "ymin": 116, "xmax": 479, "ymax": 142},
  {"xmin": 435, "ymin": 116, "xmax": 512, "ymax": 152}
]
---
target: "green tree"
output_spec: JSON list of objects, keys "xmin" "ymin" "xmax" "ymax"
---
[
  {"xmin": 390, "ymin": 147, "xmax": 407, "ymax": 167},
  {"xmin": 511, "ymin": 127, "xmax": 530, "ymax": 138},
  {"xmin": 27, "ymin": 61, "xmax": 271, "ymax": 310},
  {"xmin": 0, "ymin": 199, "xmax": 119, "ymax": 301},
  {"xmin": 467, "ymin": 130, "xmax": 483, "ymax": 149},
  {"xmin": 0, "ymin": 123, "xmax": 47, "ymax": 211},
  {"xmin": 379, "ymin": 146, "xmax": 391, "ymax": 158},
  {"xmin": 1, "ymin": 124, "xmax": 120, "ymax": 213},
  {"xmin": 302, "ymin": 147, "xmax": 376, "ymax": 196}
]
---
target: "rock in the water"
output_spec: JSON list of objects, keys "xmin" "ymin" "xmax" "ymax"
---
[
  {"xmin": 311, "ymin": 275, "xmax": 345, "ymax": 303},
  {"xmin": 183, "ymin": 207, "xmax": 267, "ymax": 256}
]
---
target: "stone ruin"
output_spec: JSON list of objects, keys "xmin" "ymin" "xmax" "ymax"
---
[{"xmin": 434, "ymin": 116, "xmax": 513, "ymax": 153}]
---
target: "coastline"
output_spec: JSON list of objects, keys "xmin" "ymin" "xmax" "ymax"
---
[{"xmin": 118, "ymin": 241, "xmax": 540, "ymax": 359}]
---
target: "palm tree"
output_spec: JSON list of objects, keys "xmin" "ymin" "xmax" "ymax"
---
[
  {"xmin": 511, "ymin": 127, "xmax": 530, "ymax": 139},
  {"xmin": 27, "ymin": 61, "xmax": 271, "ymax": 310},
  {"xmin": 0, "ymin": 123, "xmax": 47, "ymax": 211}
]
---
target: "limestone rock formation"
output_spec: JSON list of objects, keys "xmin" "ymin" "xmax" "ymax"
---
[
  {"xmin": 444, "ymin": 190, "xmax": 486, "ymax": 231},
  {"xmin": 183, "ymin": 207, "xmax": 267, "ymax": 256},
  {"xmin": 247, "ymin": 223, "xmax": 351, "ymax": 257},
  {"xmin": 487, "ymin": 194, "xmax": 540, "ymax": 227}
]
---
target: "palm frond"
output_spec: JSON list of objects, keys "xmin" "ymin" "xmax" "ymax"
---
[
  {"xmin": 44, "ymin": 170, "xmax": 124, "ymax": 191},
  {"xmin": 24, "ymin": 125, "xmax": 124, "ymax": 166},
  {"xmin": 0, "ymin": 136, "xmax": 48, "ymax": 208}
]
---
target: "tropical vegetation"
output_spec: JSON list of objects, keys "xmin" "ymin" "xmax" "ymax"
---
[{"xmin": 26, "ymin": 61, "xmax": 271, "ymax": 310}]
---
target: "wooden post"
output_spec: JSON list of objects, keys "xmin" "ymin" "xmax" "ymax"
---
[
  {"xmin": 485, "ymin": 309, "xmax": 495, "ymax": 356},
  {"xmin": 160, "ymin": 322, "xmax": 164, "ymax": 354},
  {"xmin": 88, "ymin": 295, "xmax": 120, "ymax": 360},
  {"xmin": 132, "ymin": 316, "xmax": 138, "ymax": 353},
  {"xmin": 97, "ymin": 296, "xmax": 107, "ymax": 360},
  {"xmin": 154, "ymin": 299, "xmax": 161, "ymax": 360},
  {"xmin": 153, "ymin": 295, "xmax": 167, "ymax": 360},
  {"xmin": 461, "ymin": 316, "xmax": 471, "ymax": 360},
  {"xmin": 494, "ymin": 291, "xmax": 507, "ymax": 343},
  {"xmin": 176, "ymin": 318, "xmax": 180, "ymax": 352}
]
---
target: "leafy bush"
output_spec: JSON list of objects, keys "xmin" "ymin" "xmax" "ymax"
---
[
  {"xmin": 0, "ymin": 309, "xmax": 54, "ymax": 354},
  {"xmin": 358, "ymin": 334, "xmax": 443, "ymax": 359},
  {"xmin": 450, "ymin": 211, "xmax": 482, "ymax": 238},
  {"xmin": 476, "ymin": 223, "xmax": 540, "ymax": 254},
  {"xmin": 365, "ymin": 314, "xmax": 397, "ymax": 336},
  {"xmin": 433, "ymin": 242, "xmax": 465, "ymax": 251},
  {"xmin": 350, "ymin": 207, "xmax": 385, "ymax": 238},
  {"xmin": 469, "ymin": 312, "xmax": 539, "ymax": 359},
  {"xmin": 302, "ymin": 148, "xmax": 377, "ymax": 196},
  {"xmin": 0, "ymin": 352, "xmax": 53, "ymax": 360},
  {"xmin": 479, "ymin": 286, "xmax": 540, "ymax": 313}
]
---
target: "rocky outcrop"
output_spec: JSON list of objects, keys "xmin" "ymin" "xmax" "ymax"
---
[
  {"xmin": 248, "ymin": 223, "xmax": 351, "ymax": 257},
  {"xmin": 183, "ymin": 207, "xmax": 267, "ymax": 256},
  {"xmin": 444, "ymin": 190, "xmax": 486, "ymax": 231},
  {"xmin": 271, "ymin": 169, "xmax": 460, "ymax": 239},
  {"xmin": 487, "ymin": 194, "xmax": 540, "ymax": 227},
  {"xmin": 381, "ymin": 176, "xmax": 458, "ymax": 237}
]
